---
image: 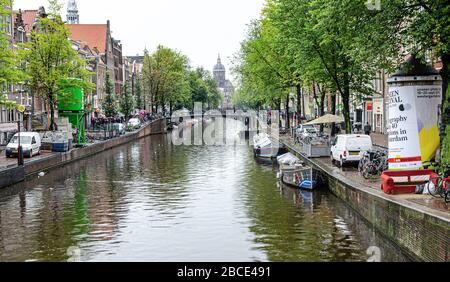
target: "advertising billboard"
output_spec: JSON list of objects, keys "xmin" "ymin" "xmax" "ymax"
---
[{"xmin": 388, "ymin": 85, "xmax": 442, "ymax": 170}]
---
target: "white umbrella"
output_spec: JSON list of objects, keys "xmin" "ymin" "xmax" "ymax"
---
[{"xmin": 305, "ymin": 114, "xmax": 344, "ymax": 125}]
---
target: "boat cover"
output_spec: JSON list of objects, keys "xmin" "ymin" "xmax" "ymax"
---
[
  {"xmin": 255, "ymin": 137, "xmax": 272, "ymax": 149},
  {"xmin": 253, "ymin": 133, "xmax": 269, "ymax": 145},
  {"xmin": 277, "ymin": 153, "xmax": 301, "ymax": 166}
]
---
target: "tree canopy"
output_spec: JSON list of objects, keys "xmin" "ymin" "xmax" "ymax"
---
[
  {"xmin": 234, "ymin": 0, "xmax": 449, "ymax": 164},
  {"xmin": 102, "ymin": 73, "xmax": 117, "ymax": 118},
  {"xmin": 20, "ymin": 2, "xmax": 93, "ymax": 130},
  {"xmin": 119, "ymin": 82, "xmax": 135, "ymax": 121},
  {"xmin": 0, "ymin": 0, "xmax": 23, "ymax": 110},
  {"xmin": 143, "ymin": 45, "xmax": 222, "ymax": 113}
]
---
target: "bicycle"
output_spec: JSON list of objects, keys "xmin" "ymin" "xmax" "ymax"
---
[
  {"xmin": 358, "ymin": 151, "xmax": 371, "ymax": 173},
  {"xmin": 427, "ymin": 176, "xmax": 450, "ymax": 203},
  {"xmin": 360, "ymin": 150, "xmax": 388, "ymax": 179}
]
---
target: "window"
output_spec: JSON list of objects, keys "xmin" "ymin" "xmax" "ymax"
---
[
  {"xmin": 10, "ymin": 136, "xmax": 32, "ymax": 144},
  {"xmin": 6, "ymin": 13, "xmax": 11, "ymax": 35},
  {"xmin": 347, "ymin": 137, "xmax": 372, "ymax": 148}
]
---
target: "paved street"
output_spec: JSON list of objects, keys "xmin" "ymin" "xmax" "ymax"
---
[{"xmin": 0, "ymin": 150, "xmax": 56, "ymax": 171}]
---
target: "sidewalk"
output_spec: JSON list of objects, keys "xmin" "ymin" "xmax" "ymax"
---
[{"xmin": 0, "ymin": 150, "xmax": 56, "ymax": 171}]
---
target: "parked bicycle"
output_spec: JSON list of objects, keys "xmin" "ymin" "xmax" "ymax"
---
[
  {"xmin": 359, "ymin": 150, "xmax": 388, "ymax": 179},
  {"xmin": 426, "ymin": 166, "xmax": 450, "ymax": 203}
]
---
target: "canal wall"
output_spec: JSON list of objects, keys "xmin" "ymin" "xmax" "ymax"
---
[
  {"xmin": 280, "ymin": 138, "xmax": 450, "ymax": 262},
  {"xmin": 0, "ymin": 166, "xmax": 25, "ymax": 189},
  {"xmin": 0, "ymin": 119, "xmax": 166, "ymax": 188}
]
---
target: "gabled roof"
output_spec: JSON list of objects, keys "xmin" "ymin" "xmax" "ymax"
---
[{"xmin": 66, "ymin": 24, "xmax": 108, "ymax": 53}]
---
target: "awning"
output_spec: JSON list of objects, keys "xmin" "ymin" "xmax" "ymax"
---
[
  {"xmin": 305, "ymin": 114, "xmax": 344, "ymax": 125},
  {"xmin": 0, "ymin": 123, "xmax": 18, "ymax": 132}
]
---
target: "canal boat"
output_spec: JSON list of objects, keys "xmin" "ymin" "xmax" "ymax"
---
[
  {"xmin": 253, "ymin": 133, "xmax": 288, "ymax": 159},
  {"xmin": 277, "ymin": 153, "xmax": 318, "ymax": 190}
]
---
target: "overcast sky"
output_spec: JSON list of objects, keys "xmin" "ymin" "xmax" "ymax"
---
[{"xmin": 13, "ymin": 0, "xmax": 264, "ymax": 79}]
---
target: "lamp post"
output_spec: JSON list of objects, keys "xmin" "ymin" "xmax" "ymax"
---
[{"xmin": 17, "ymin": 121, "xmax": 23, "ymax": 166}]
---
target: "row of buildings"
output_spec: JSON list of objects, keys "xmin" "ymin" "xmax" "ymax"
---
[{"xmin": 0, "ymin": 0, "xmax": 144, "ymax": 144}]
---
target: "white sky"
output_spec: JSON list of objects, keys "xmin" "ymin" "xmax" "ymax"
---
[{"xmin": 13, "ymin": 0, "xmax": 264, "ymax": 79}]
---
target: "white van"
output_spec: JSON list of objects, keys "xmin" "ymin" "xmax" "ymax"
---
[
  {"xmin": 330, "ymin": 134, "xmax": 373, "ymax": 167},
  {"xmin": 5, "ymin": 132, "xmax": 42, "ymax": 158}
]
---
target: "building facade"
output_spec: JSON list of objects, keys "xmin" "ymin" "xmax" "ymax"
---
[
  {"xmin": 0, "ymin": 2, "xmax": 17, "ymax": 144},
  {"xmin": 213, "ymin": 55, "xmax": 234, "ymax": 110},
  {"xmin": 112, "ymin": 39, "xmax": 123, "ymax": 95},
  {"xmin": 66, "ymin": 20, "xmax": 123, "ymax": 112},
  {"xmin": 0, "ymin": 5, "xmax": 47, "ymax": 141}
]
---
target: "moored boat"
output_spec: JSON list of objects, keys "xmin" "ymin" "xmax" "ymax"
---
[
  {"xmin": 253, "ymin": 133, "xmax": 287, "ymax": 159},
  {"xmin": 277, "ymin": 153, "xmax": 318, "ymax": 190}
]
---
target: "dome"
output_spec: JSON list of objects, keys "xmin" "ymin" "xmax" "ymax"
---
[{"xmin": 213, "ymin": 55, "xmax": 225, "ymax": 72}]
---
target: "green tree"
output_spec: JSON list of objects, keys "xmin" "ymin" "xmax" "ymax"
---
[
  {"xmin": 143, "ymin": 45, "xmax": 189, "ymax": 114},
  {"xmin": 20, "ymin": 1, "xmax": 93, "ymax": 130},
  {"xmin": 204, "ymin": 73, "xmax": 222, "ymax": 109},
  {"xmin": 387, "ymin": 0, "xmax": 450, "ymax": 166},
  {"xmin": 233, "ymin": 19, "xmax": 292, "ymax": 108},
  {"xmin": 187, "ymin": 69, "xmax": 209, "ymax": 109},
  {"xmin": 120, "ymin": 82, "xmax": 135, "ymax": 121},
  {"xmin": 185, "ymin": 67, "xmax": 222, "ymax": 110},
  {"xmin": 268, "ymin": 0, "xmax": 404, "ymax": 133},
  {"xmin": 102, "ymin": 73, "xmax": 117, "ymax": 118},
  {"xmin": 0, "ymin": 0, "xmax": 23, "ymax": 109},
  {"xmin": 135, "ymin": 76, "xmax": 143, "ymax": 110}
]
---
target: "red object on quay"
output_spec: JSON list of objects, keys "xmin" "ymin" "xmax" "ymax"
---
[{"xmin": 381, "ymin": 170, "xmax": 438, "ymax": 195}]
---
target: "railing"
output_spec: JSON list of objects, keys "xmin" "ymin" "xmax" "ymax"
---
[{"xmin": 86, "ymin": 123, "xmax": 121, "ymax": 141}]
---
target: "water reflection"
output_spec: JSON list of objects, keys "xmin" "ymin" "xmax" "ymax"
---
[{"xmin": 0, "ymin": 131, "xmax": 410, "ymax": 262}]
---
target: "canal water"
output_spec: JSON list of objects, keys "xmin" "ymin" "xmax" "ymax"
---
[{"xmin": 0, "ymin": 131, "xmax": 410, "ymax": 262}]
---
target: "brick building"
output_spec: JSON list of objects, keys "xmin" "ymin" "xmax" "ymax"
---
[{"xmin": 66, "ymin": 20, "xmax": 124, "ymax": 110}]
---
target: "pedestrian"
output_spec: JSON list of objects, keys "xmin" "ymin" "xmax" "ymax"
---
[
  {"xmin": 364, "ymin": 122, "xmax": 372, "ymax": 136},
  {"xmin": 335, "ymin": 124, "xmax": 341, "ymax": 135}
]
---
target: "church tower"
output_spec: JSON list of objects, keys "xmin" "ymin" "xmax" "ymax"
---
[
  {"xmin": 213, "ymin": 54, "xmax": 226, "ymax": 88},
  {"xmin": 67, "ymin": 0, "xmax": 79, "ymax": 24}
]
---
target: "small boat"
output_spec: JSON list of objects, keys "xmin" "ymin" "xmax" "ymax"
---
[
  {"xmin": 277, "ymin": 153, "xmax": 318, "ymax": 190},
  {"xmin": 253, "ymin": 133, "xmax": 287, "ymax": 159}
]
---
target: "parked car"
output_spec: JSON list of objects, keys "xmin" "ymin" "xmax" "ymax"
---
[
  {"xmin": 5, "ymin": 132, "xmax": 41, "ymax": 158},
  {"xmin": 114, "ymin": 123, "xmax": 126, "ymax": 135},
  {"xmin": 127, "ymin": 118, "xmax": 141, "ymax": 130},
  {"xmin": 295, "ymin": 124, "xmax": 318, "ymax": 141},
  {"xmin": 330, "ymin": 134, "xmax": 373, "ymax": 167}
]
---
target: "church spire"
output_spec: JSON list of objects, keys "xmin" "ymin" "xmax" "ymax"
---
[{"xmin": 67, "ymin": 0, "xmax": 79, "ymax": 24}]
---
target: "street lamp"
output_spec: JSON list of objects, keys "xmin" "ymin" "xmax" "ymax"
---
[{"xmin": 16, "ymin": 104, "xmax": 26, "ymax": 167}]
